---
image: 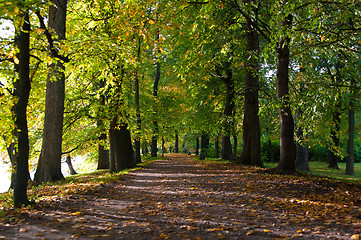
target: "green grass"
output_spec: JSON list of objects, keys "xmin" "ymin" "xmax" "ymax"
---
[{"xmin": 264, "ymin": 161, "xmax": 361, "ymax": 182}]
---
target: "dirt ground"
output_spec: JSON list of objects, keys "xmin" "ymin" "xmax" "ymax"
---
[{"xmin": 1, "ymin": 153, "xmax": 361, "ymax": 239}]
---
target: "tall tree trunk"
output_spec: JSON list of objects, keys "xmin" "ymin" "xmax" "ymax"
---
[
  {"xmin": 134, "ymin": 37, "xmax": 142, "ymax": 164},
  {"xmin": 13, "ymin": 11, "xmax": 31, "ymax": 207},
  {"xmin": 151, "ymin": 32, "xmax": 161, "ymax": 158},
  {"xmin": 175, "ymin": 131, "xmax": 179, "ymax": 153},
  {"xmin": 240, "ymin": 0, "xmax": 262, "ymax": 167},
  {"xmin": 35, "ymin": 0, "xmax": 67, "ymax": 183},
  {"xmin": 276, "ymin": 14, "xmax": 295, "ymax": 173},
  {"xmin": 346, "ymin": 79, "xmax": 356, "ymax": 175}
]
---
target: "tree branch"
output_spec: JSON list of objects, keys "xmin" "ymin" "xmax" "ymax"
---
[
  {"xmin": 62, "ymin": 146, "xmax": 80, "ymax": 155},
  {"xmin": 36, "ymin": 11, "xmax": 70, "ymax": 63}
]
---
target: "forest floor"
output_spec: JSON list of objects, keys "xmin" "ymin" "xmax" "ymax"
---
[{"xmin": 1, "ymin": 153, "xmax": 361, "ymax": 239}]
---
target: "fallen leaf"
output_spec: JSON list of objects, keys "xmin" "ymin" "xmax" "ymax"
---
[
  {"xmin": 351, "ymin": 235, "xmax": 360, "ymax": 240},
  {"xmin": 246, "ymin": 230, "xmax": 254, "ymax": 235}
]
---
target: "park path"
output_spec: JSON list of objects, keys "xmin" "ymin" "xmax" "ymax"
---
[{"xmin": 0, "ymin": 153, "xmax": 359, "ymax": 239}]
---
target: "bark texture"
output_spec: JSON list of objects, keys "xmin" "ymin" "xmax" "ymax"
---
[
  {"xmin": 276, "ymin": 14, "xmax": 295, "ymax": 173},
  {"xmin": 109, "ymin": 118, "xmax": 135, "ymax": 172},
  {"xmin": 199, "ymin": 133, "xmax": 209, "ymax": 160},
  {"xmin": 35, "ymin": 0, "xmax": 67, "ymax": 183},
  {"xmin": 239, "ymin": 1, "xmax": 262, "ymax": 167},
  {"xmin": 175, "ymin": 131, "xmax": 179, "ymax": 153},
  {"xmin": 13, "ymin": 12, "xmax": 31, "ymax": 207},
  {"xmin": 346, "ymin": 79, "xmax": 356, "ymax": 175}
]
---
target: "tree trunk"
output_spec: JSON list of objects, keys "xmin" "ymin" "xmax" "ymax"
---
[
  {"xmin": 34, "ymin": 0, "xmax": 67, "ymax": 183},
  {"xmin": 175, "ymin": 131, "xmax": 179, "ymax": 153},
  {"xmin": 151, "ymin": 135, "xmax": 158, "ymax": 157},
  {"xmin": 65, "ymin": 155, "xmax": 77, "ymax": 175},
  {"xmin": 114, "ymin": 123, "xmax": 135, "ymax": 171},
  {"xmin": 13, "ymin": 11, "xmax": 31, "ymax": 207},
  {"xmin": 346, "ymin": 79, "xmax": 356, "ymax": 175},
  {"xmin": 221, "ymin": 134, "xmax": 232, "ymax": 160},
  {"xmin": 276, "ymin": 14, "xmax": 295, "ymax": 173},
  {"xmin": 240, "ymin": 0, "xmax": 262, "ymax": 167},
  {"xmin": 199, "ymin": 133, "xmax": 209, "ymax": 160}
]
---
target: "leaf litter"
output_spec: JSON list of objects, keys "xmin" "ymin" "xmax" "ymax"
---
[{"xmin": 0, "ymin": 153, "xmax": 361, "ymax": 239}]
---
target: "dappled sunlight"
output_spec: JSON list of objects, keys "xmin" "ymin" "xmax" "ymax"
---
[{"xmin": 1, "ymin": 154, "xmax": 360, "ymax": 239}]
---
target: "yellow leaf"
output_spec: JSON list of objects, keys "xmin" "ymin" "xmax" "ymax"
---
[
  {"xmin": 246, "ymin": 230, "xmax": 254, "ymax": 235},
  {"xmin": 13, "ymin": 56, "xmax": 19, "ymax": 65},
  {"xmin": 149, "ymin": 20, "xmax": 155, "ymax": 25},
  {"xmin": 351, "ymin": 234, "xmax": 360, "ymax": 240},
  {"xmin": 321, "ymin": 35, "xmax": 325, "ymax": 42},
  {"xmin": 72, "ymin": 211, "xmax": 83, "ymax": 216}
]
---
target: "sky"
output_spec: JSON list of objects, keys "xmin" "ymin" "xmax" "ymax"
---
[{"xmin": 0, "ymin": 19, "xmax": 14, "ymax": 38}]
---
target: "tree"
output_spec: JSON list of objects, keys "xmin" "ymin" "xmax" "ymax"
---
[
  {"xmin": 345, "ymin": 78, "xmax": 356, "ymax": 175},
  {"xmin": 275, "ymin": 13, "xmax": 295, "ymax": 173},
  {"xmin": 13, "ymin": 10, "xmax": 31, "ymax": 207},
  {"xmin": 237, "ymin": 0, "xmax": 263, "ymax": 167},
  {"xmin": 35, "ymin": 0, "xmax": 68, "ymax": 183}
]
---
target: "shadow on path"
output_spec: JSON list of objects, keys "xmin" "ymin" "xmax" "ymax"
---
[{"xmin": 0, "ymin": 153, "xmax": 359, "ymax": 239}]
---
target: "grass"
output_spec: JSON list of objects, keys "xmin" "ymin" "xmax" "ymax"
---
[{"xmin": 264, "ymin": 161, "xmax": 361, "ymax": 183}]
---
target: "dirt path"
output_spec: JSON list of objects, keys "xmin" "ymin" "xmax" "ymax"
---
[{"xmin": 1, "ymin": 153, "xmax": 360, "ymax": 239}]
